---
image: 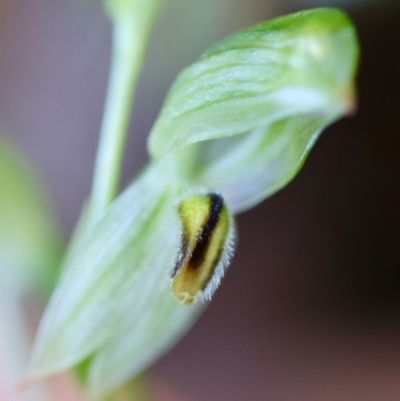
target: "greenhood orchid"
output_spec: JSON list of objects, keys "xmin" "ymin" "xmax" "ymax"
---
[{"xmin": 28, "ymin": 7, "xmax": 359, "ymax": 399}]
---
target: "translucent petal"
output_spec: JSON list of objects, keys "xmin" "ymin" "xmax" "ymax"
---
[{"xmin": 186, "ymin": 113, "xmax": 337, "ymax": 214}]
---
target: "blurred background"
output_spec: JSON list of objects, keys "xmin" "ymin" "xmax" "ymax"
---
[{"xmin": 0, "ymin": 0, "xmax": 399, "ymax": 400}]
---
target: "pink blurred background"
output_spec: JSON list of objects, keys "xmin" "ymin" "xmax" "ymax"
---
[{"xmin": 0, "ymin": 0, "xmax": 399, "ymax": 400}]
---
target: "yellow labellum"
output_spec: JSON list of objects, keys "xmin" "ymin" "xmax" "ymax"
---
[{"xmin": 171, "ymin": 192, "xmax": 235, "ymax": 305}]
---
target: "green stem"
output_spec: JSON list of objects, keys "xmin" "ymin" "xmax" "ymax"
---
[{"xmin": 90, "ymin": 20, "xmax": 145, "ymax": 223}]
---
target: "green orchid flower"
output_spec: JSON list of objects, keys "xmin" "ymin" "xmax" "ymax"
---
[{"xmin": 28, "ymin": 7, "xmax": 359, "ymax": 400}]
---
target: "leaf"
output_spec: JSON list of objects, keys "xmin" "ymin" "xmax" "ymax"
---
[
  {"xmin": 0, "ymin": 134, "xmax": 62, "ymax": 401},
  {"xmin": 0, "ymin": 134, "xmax": 61, "ymax": 294},
  {"xmin": 147, "ymin": 8, "xmax": 359, "ymax": 211}
]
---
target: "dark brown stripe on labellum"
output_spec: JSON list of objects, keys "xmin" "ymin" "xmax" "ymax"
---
[
  {"xmin": 171, "ymin": 231, "xmax": 190, "ymax": 277},
  {"xmin": 188, "ymin": 192, "xmax": 224, "ymax": 269},
  {"xmin": 172, "ymin": 193, "xmax": 224, "ymax": 278},
  {"xmin": 171, "ymin": 191, "xmax": 234, "ymax": 304}
]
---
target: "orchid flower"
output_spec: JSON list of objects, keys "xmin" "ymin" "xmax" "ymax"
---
[{"xmin": 27, "ymin": 7, "xmax": 359, "ymax": 400}]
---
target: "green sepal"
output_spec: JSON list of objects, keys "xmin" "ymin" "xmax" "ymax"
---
[
  {"xmin": 28, "ymin": 164, "xmax": 202, "ymax": 398},
  {"xmin": 148, "ymin": 8, "xmax": 359, "ymax": 212}
]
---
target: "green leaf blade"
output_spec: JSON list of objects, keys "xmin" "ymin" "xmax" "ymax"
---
[{"xmin": 0, "ymin": 134, "xmax": 61, "ymax": 294}]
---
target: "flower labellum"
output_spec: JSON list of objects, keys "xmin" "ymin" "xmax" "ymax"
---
[{"xmin": 171, "ymin": 192, "xmax": 235, "ymax": 305}]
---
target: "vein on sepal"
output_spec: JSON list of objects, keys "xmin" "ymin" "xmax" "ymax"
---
[{"xmin": 27, "ymin": 165, "xmax": 189, "ymax": 382}]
